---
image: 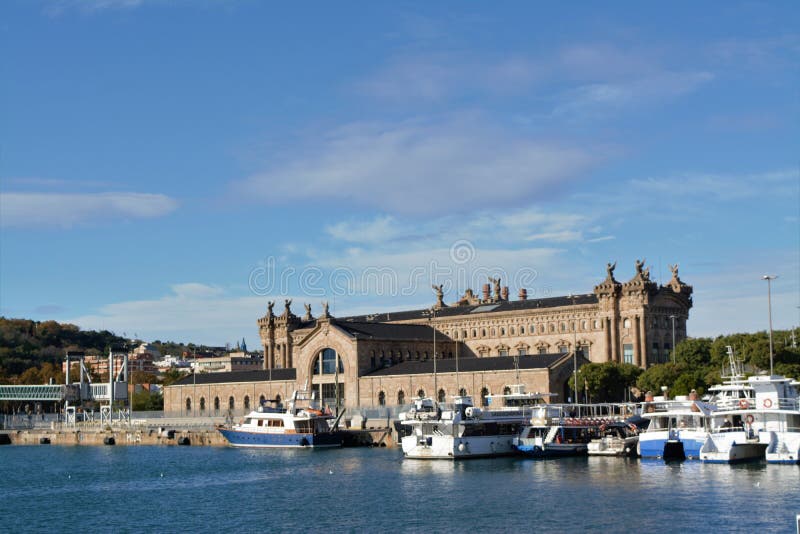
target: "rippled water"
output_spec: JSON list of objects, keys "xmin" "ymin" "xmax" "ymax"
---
[{"xmin": 1, "ymin": 446, "xmax": 798, "ymax": 533}]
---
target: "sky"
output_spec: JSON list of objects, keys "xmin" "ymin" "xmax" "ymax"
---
[{"xmin": 1, "ymin": 0, "xmax": 799, "ymax": 347}]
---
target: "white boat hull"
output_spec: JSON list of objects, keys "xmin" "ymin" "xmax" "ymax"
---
[
  {"xmin": 699, "ymin": 432, "xmax": 766, "ymax": 463},
  {"xmin": 764, "ymin": 431, "xmax": 800, "ymax": 464},
  {"xmin": 401, "ymin": 434, "xmax": 517, "ymax": 459}
]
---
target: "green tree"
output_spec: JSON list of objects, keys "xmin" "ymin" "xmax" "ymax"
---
[{"xmin": 570, "ymin": 362, "xmax": 642, "ymax": 402}]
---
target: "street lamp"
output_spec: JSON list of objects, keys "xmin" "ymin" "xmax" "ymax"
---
[
  {"xmin": 762, "ymin": 275, "xmax": 778, "ymax": 376},
  {"xmin": 669, "ymin": 315, "xmax": 676, "ymax": 363},
  {"xmin": 569, "ymin": 294, "xmax": 578, "ymax": 405},
  {"xmin": 423, "ymin": 307, "xmax": 438, "ymax": 400}
]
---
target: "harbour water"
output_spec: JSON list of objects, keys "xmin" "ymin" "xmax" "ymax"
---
[{"xmin": 1, "ymin": 446, "xmax": 798, "ymax": 533}]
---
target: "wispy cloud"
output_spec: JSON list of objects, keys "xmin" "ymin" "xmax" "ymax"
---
[
  {"xmin": 0, "ymin": 192, "xmax": 178, "ymax": 228},
  {"xmin": 629, "ymin": 169, "xmax": 798, "ymax": 202},
  {"xmin": 67, "ymin": 283, "xmax": 267, "ymax": 345},
  {"xmin": 234, "ymin": 115, "xmax": 601, "ymax": 215}
]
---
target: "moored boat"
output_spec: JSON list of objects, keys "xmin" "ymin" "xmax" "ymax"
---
[
  {"xmin": 587, "ymin": 421, "xmax": 640, "ymax": 457},
  {"xmin": 218, "ymin": 389, "xmax": 342, "ymax": 448},
  {"xmin": 399, "ymin": 385, "xmax": 550, "ymax": 459}
]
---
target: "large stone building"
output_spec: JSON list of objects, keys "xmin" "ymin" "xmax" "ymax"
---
[{"xmin": 164, "ymin": 261, "xmax": 692, "ymax": 415}]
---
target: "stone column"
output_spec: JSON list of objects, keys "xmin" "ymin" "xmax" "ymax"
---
[
  {"xmin": 605, "ymin": 317, "xmax": 612, "ymax": 362},
  {"xmin": 610, "ymin": 315, "xmax": 619, "ymax": 363},
  {"xmin": 634, "ymin": 316, "xmax": 642, "ymax": 367},
  {"xmin": 267, "ymin": 342, "xmax": 274, "ymax": 370},
  {"xmin": 638, "ymin": 314, "xmax": 648, "ymax": 367}
]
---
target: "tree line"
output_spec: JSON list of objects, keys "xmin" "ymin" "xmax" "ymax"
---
[{"xmin": 572, "ymin": 329, "xmax": 799, "ymax": 402}]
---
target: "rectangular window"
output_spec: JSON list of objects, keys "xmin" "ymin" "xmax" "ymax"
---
[
  {"xmin": 559, "ymin": 346, "xmax": 568, "ymax": 354},
  {"xmin": 538, "ymin": 347, "xmax": 547, "ymax": 354},
  {"xmin": 623, "ymin": 344, "xmax": 634, "ymax": 364},
  {"xmin": 518, "ymin": 348, "xmax": 527, "ymax": 356},
  {"xmin": 577, "ymin": 345, "xmax": 589, "ymax": 359},
  {"xmin": 651, "ymin": 342, "xmax": 659, "ymax": 363},
  {"xmin": 663, "ymin": 343, "xmax": 671, "ymax": 362},
  {"xmin": 499, "ymin": 349, "xmax": 509, "ymax": 356}
]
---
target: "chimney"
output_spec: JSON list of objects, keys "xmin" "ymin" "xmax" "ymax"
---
[
  {"xmin": 501, "ymin": 286, "xmax": 509, "ymax": 301},
  {"xmin": 518, "ymin": 288, "xmax": 528, "ymax": 301},
  {"xmin": 482, "ymin": 284, "xmax": 491, "ymax": 302}
]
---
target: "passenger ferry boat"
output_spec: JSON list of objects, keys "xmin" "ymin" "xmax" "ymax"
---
[
  {"xmin": 399, "ymin": 385, "xmax": 550, "ymax": 459},
  {"xmin": 637, "ymin": 398, "xmax": 710, "ymax": 460},
  {"xmin": 218, "ymin": 389, "xmax": 342, "ymax": 448},
  {"xmin": 514, "ymin": 403, "xmax": 636, "ymax": 458},
  {"xmin": 699, "ymin": 348, "xmax": 800, "ymax": 463}
]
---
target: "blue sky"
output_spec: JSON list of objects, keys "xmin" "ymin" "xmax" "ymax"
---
[{"xmin": 1, "ymin": 0, "xmax": 798, "ymax": 346}]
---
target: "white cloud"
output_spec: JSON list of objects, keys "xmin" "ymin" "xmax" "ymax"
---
[
  {"xmin": 630, "ymin": 169, "xmax": 798, "ymax": 202},
  {"xmin": 235, "ymin": 116, "xmax": 599, "ymax": 215},
  {"xmin": 68, "ymin": 284, "xmax": 270, "ymax": 346},
  {"xmin": 553, "ymin": 71, "xmax": 714, "ymax": 118},
  {"xmin": 325, "ymin": 215, "xmax": 403, "ymax": 244},
  {"xmin": 0, "ymin": 192, "xmax": 178, "ymax": 228}
]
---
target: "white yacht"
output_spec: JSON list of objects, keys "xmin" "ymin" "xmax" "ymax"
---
[
  {"xmin": 399, "ymin": 385, "xmax": 550, "ymax": 459},
  {"xmin": 699, "ymin": 348, "xmax": 799, "ymax": 463}
]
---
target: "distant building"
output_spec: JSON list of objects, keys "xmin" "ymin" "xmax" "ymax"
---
[
  {"xmin": 164, "ymin": 261, "xmax": 693, "ymax": 414},
  {"xmin": 192, "ymin": 352, "xmax": 263, "ymax": 374}
]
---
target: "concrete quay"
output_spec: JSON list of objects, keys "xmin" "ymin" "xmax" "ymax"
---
[{"xmin": 0, "ymin": 426, "xmax": 394, "ymax": 447}]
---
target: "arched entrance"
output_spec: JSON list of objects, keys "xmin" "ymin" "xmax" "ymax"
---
[{"xmin": 311, "ymin": 348, "xmax": 345, "ymax": 410}]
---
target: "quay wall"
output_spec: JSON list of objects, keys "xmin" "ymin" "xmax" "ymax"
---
[{"xmin": 1, "ymin": 427, "xmax": 394, "ymax": 447}]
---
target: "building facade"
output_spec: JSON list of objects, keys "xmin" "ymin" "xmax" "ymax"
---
[{"xmin": 164, "ymin": 261, "xmax": 692, "ymax": 413}]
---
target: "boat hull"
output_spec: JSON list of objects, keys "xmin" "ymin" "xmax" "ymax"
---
[
  {"xmin": 218, "ymin": 429, "xmax": 342, "ymax": 448},
  {"xmin": 513, "ymin": 443, "xmax": 587, "ymax": 458},
  {"xmin": 587, "ymin": 436, "xmax": 639, "ymax": 457},
  {"xmin": 401, "ymin": 434, "xmax": 517, "ymax": 459},
  {"xmin": 638, "ymin": 432, "xmax": 705, "ymax": 460}
]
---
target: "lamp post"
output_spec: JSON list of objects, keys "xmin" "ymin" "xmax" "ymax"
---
[
  {"xmin": 569, "ymin": 294, "xmax": 578, "ymax": 405},
  {"xmin": 762, "ymin": 275, "xmax": 778, "ymax": 376},
  {"xmin": 669, "ymin": 315, "xmax": 676, "ymax": 363},
  {"xmin": 423, "ymin": 307, "xmax": 438, "ymax": 400}
]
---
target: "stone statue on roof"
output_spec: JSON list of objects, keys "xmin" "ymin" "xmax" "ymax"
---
[
  {"xmin": 267, "ymin": 301, "xmax": 275, "ymax": 317},
  {"xmin": 606, "ymin": 261, "xmax": 616, "ymax": 279},
  {"xmin": 321, "ymin": 301, "xmax": 330, "ymax": 318},
  {"xmin": 284, "ymin": 299, "xmax": 292, "ymax": 316},
  {"xmin": 432, "ymin": 284, "xmax": 446, "ymax": 308},
  {"xmin": 489, "ymin": 276, "xmax": 501, "ymax": 301},
  {"xmin": 635, "ymin": 258, "xmax": 645, "ymax": 275},
  {"xmin": 303, "ymin": 303, "xmax": 312, "ymax": 320}
]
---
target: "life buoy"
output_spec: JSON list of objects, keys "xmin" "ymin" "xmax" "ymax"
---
[
  {"xmin": 763, "ymin": 398, "xmax": 773, "ymax": 409},
  {"xmin": 738, "ymin": 399, "xmax": 748, "ymax": 409},
  {"xmin": 745, "ymin": 414, "xmax": 755, "ymax": 425}
]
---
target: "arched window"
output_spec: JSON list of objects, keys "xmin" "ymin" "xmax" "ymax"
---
[
  {"xmin": 314, "ymin": 348, "xmax": 343, "ymax": 374},
  {"xmin": 481, "ymin": 387, "xmax": 489, "ymax": 407},
  {"xmin": 370, "ymin": 351, "xmax": 376, "ymax": 369},
  {"xmin": 228, "ymin": 396, "xmax": 235, "ymax": 410},
  {"xmin": 259, "ymin": 394, "xmax": 266, "ymax": 406},
  {"xmin": 185, "ymin": 397, "xmax": 192, "ymax": 412},
  {"xmin": 520, "ymin": 326, "xmax": 525, "ymax": 335},
  {"xmin": 459, "ymin": 387, "xmax": 467, "ymax": 396},
  {"xmin": 472, "ymin": 329, "xmax": 477, "ymax": 338},
  {"xmin": 378, "ymin": 391, "xmax": 386, "ymax": 406},
  {"xmin": 214, "ymin": 397, "xmax": 220, "ymax": 412},
  {"xmin": 199, "ymin": 397, "xmax": 206, "ymax": 412},
  {"xmin": 417, "ymin": 389, "xmax": 425, "ymax": 398},
  {"xmin": 438, "ymin": 389, "xmax": 446, "ymax": 402},
  {"xmin": 275, "ymin": 394, "xmax": 282, "ymax": 405},
  {"xmin": 560, "ymin": 322, "xmax": 566, "ymax": 332},
  {"xmin": 462, "ymin": 330, "xmax": 467, "ymax": 339},
  {"xmin": 244, "ymin": 395, "xmax": 250, "ymax": 410},
  {"xmin": 397, "ymin": 390, "xmax": 405, "ymax": 405},
  {"xmin": 503, "ymin": 386, "xmax": 511, "ymax": 395},
  {"xmin": 510, "ymin": 326, "xmax": 515, "ymax": 335},
  {"xmin": 490, "ymin": 327, "xmax": 496, "ymax": 336},
  {"xmin": 623, "ymin": 318, "xmax": 631, "ymax": 328},
  {"xmin": 482, "ymin": 328, "xmax": 487, "ymax": 337},
  {"xmin": 500, "ymin": 327, "xmax": 506, "ymax": 336}
]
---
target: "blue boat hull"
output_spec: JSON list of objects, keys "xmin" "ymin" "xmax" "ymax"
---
[
  {"xmin": 218, "ymin": 429, "xmax": 343, "ymax": 448},
  {"xmin": 514, "ymin": 444, "xmax": 587, "ymax": 458},
  {"xmin": 639, "ymin": 438, "xmax": 703, "ymax": 460}
]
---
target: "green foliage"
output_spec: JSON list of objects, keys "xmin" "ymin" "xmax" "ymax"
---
[
  {"xmin": 131, "ymin": 389, "xmax": 164, "ymax": 411},
  {"xmin": 0, "ymin": 317, "xmax": 127, "ymax": 380},
  {"xmin": 638, "ymin": 330, "xmax": 800, "ymax": 397},
  {"xmin": 569, "ymin": 362, "xmax": 642, "ymax": 402},
  {"xmin": 161, "ymin": 368, "xmax": 189, "ymax": 387}
]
